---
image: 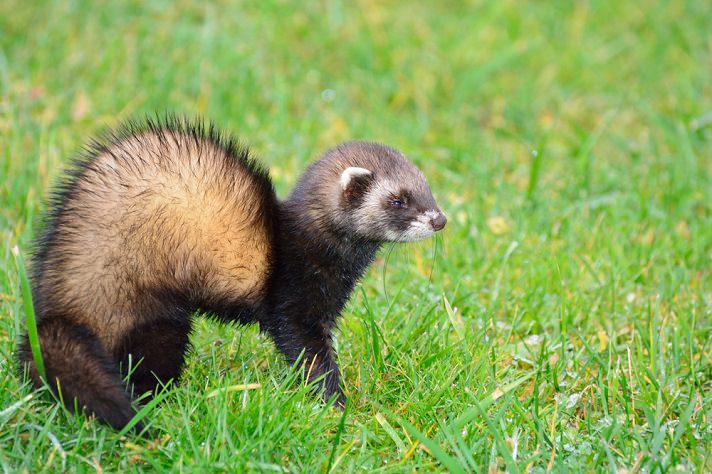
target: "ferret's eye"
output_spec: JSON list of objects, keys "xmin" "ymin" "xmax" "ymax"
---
[{"xmin": 391, "ymin": 199, "xmax": 404, "ymax": 208}]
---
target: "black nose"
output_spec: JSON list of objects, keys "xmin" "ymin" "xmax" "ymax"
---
[{"xmin": 430, "ymin": 213, "xmax": 447, "ymax": 231}]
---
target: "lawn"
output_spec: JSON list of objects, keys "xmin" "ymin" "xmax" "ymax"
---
[{"xmin": 1, "ymin": 0, "xmax": 710, "ymax": 471}]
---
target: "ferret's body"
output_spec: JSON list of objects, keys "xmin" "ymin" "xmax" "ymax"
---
[{"xmin": 19, "ymin": 118, "xmax": 446, "ymax": 430}]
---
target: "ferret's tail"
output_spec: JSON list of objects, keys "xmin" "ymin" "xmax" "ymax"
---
[{"xmin": 18, "ymin": 317, "xmax": 138, "ymax": 430}]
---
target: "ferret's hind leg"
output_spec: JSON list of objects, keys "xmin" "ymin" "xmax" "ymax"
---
[
  {"xmin": 117, "ymin": 318, "xmax": 192, "ymax": 399},
  {"xmin": 18, "ymin": 317, "xmax": 138, "ymax": 430}
]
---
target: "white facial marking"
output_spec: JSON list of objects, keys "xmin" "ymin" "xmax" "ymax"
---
[
  {"xmin": 395, "ymin": 210, "xmax": 442, "ymax": 242},
  {"xmin": 340, "ymin": 167, "xmax": 372, "ymax": 190},
  {"xmin": 382, "ymin": 229, "xmax": 404, "ymax": 241},
  {"xmin": 351, "ymin": 178, "xmax": 394, "ymax": 235},
  {"xmin": 349, "ymin": 177, "xmax": 440, "ymax": 243},
  {"xmin": 398, "ymin": 221, "xmax": 435, "ymax": 242}
]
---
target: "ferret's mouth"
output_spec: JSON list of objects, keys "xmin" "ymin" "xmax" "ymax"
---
[{"xmin": 395, "ymin": 211, "xmax": 447, "ymax": 242}]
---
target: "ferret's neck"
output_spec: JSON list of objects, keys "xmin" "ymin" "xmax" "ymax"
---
[{"xmin": 267, "ymin": 201, "xmax": 381, "ymax": 320}]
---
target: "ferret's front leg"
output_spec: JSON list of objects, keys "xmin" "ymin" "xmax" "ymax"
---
[
  {"xmin": 302, "ymin": 344, "xmax": 345, "ymax": 408},
  {"xmin": 267, "ymin": 320, "xmax": 346, "ymax": 407}
]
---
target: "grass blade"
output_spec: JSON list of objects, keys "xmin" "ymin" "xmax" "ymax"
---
[
  {"xmin": 449, "ymin": 372, "xmax": 535, "ymax": 433},
  {"xmin": 443, "ymin": 295, "xmax": 465, "ymax": 340},
  {"xmin": 326, "ymin": 404, "xmax": 349, "ymax": 473},
  {"xmin": 375, "ymin": 412, "xmax": 407, "ymax": 453},
  {"xmin": 12, "ymin": 246, "xmax": 45, "ymax": 381},
  {"xmin": 398, "ymin": 418, "xmax": 466, "ymax": 474},
  {"xmin": 117, "ymin": 382, "xmax": 173, "ymax": 437}
]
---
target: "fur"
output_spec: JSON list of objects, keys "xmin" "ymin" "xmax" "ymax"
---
[{"xmin": 18, "ymin": 116, "xmax": 446, "ymax": 430}]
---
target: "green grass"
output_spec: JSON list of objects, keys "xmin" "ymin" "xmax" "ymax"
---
[{"xmin": 1, "ymin": 0, "xmax": 711, "ymax": 471}]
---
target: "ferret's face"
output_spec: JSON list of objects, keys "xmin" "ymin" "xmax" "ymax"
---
[{"xmin": 340, "ymin": 165, "xmax": 447, "ymax": 243}]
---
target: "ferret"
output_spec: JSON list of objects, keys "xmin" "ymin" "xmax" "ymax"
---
[{"xmin": 18, "ymin": 117, "xmax": 447, "ymax": 431}]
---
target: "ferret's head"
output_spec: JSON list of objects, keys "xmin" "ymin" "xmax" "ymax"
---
[{"xmin": 298, "ymin": 141, "xmax": 447, "ymax": 243}]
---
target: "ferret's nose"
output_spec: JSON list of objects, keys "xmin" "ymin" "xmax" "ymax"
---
[{"xmin": 430, "ymin": 212, "xmax": 447, "ymax": 231}]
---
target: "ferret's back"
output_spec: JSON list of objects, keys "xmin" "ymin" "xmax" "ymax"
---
[{"xmin": 33, "ymin": 123, "xmax": 276, "ymax": 349}]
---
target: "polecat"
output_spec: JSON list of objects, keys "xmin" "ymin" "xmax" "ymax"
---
[{"xmin": 18, "ymin": 117, "xmax": 447, "ymax": 430}]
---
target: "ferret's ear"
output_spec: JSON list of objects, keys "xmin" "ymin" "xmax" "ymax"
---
[{"xmin": 340, "ymin": 167, "xmax": 373, "ymax": 202}]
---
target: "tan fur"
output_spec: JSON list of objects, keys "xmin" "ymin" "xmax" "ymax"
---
[
  {"xmin": 21, "ymin": 131, "xmax": 447, "ymax": 430},
  {"xmin": 36, "ymin": 130, "xmax": 271, "ymax": 350}
]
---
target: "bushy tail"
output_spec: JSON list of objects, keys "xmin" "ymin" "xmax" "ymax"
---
[{"xmin": 18, "ymin": 317, "xmax": 138, "ymax": 431}]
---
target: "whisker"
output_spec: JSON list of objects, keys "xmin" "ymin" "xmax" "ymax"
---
[
  {"xmin": 381, "ymin": 240, "xmax": 398, "ymax": 304},
  {"xmin": 380, "ymin": 228, "xmax": 412, "ymax": 304},
  {"xmin": 427, "ymin": 232, "xmax": 441, "ymax": 289}
]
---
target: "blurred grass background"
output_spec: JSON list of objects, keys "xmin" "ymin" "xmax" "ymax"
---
[{"xmin": 1, "ymin": 0, "xmax": 710, "ymax": 471}]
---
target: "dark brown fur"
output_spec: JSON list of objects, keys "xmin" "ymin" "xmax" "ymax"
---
[{"xmin": 18, "ymin": 117, "xmax": 446, "ymax": 430}]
